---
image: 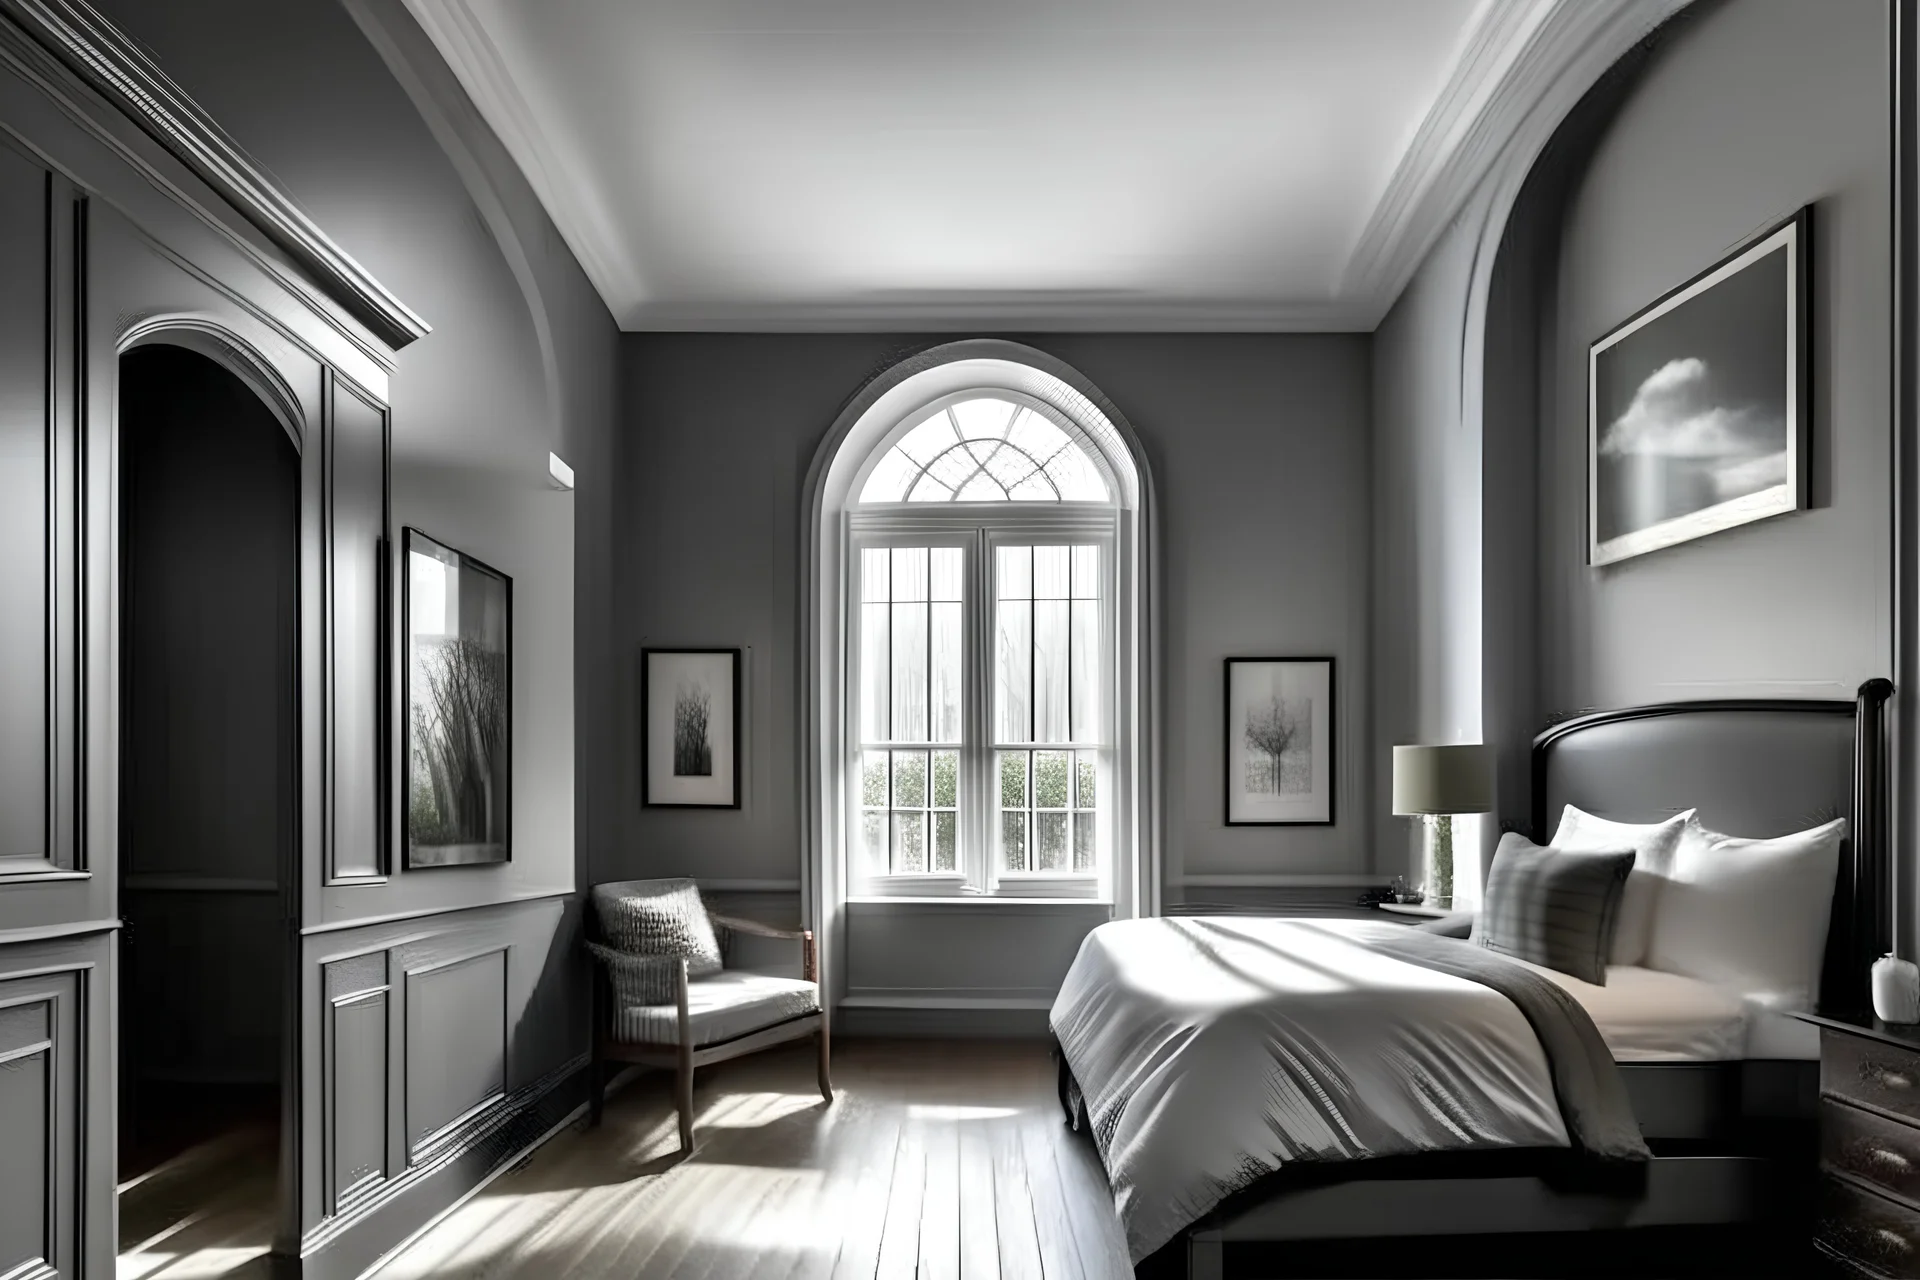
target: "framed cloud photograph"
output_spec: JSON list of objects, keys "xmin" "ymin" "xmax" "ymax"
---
[
  {"xmin": 1589, "ymin": 208, "xmax": 1809, "ymax": 566},
  {"xmin": 405, "ymin": 529, "xmax": 512, "ymax": 869},
  {"xmin": 643, "ymin": 648, "xmax": 742, "ymax": 808},
  {"xmin": 1224, "ymin": 656, "xmax": 1334, "ymax": 826}
]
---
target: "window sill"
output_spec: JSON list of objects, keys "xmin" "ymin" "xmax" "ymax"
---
[{"xmin": 845, "ymin": 895, "xmax": 1111, "ymax": 908}]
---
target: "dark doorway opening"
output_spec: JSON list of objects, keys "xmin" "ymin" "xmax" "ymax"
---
[{"xmin": 116, "ymin": 343, "xmax": 297, "ymax": 1275}]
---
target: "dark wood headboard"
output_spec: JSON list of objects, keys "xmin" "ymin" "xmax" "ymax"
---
[{"xmin": 1530, "ymin": 680, "xmax": 1893, "ymax": 1018}]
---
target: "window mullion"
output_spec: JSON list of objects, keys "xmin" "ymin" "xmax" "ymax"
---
[{"xmin": 968, "ymin": 529, "xmax": 992, "ymax": 891}]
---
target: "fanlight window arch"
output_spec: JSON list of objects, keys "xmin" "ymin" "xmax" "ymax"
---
[{"xmin": 859, "ymin": 396, "xmax": 1113, "ymax": 504}]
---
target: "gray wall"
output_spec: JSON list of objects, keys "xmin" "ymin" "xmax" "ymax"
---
[
  {"xmin": 1540, "ymin": 0, "xmax": 1890, "ymax": 712},
  {"xmin": 603, "ymin": 333, "xmax": 1374, "ymax": 906}
]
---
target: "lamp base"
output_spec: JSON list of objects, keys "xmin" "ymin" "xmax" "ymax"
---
[{"xmin": 1424, "ymin": 813, "xmax": 1454, "ymax": 908}]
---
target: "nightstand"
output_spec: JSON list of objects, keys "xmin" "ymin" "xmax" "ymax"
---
[{"xmin": 1798, "ymin": 1012, "xmax": 1920, "ymax": 1277}]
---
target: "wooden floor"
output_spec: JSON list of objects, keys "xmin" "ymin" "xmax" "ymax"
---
[
  {"xmin": 375, "ymin": 1038, "xmax": 1134, "ymax": 1280},
  {"xmin": 117, "ymin": 1123, "xmax": 278, "ymax": 1280}
]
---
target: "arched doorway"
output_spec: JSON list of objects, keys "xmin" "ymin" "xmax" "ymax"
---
[{"xmin": 116, "ymin": 342, "xmax": 298, "ymax": 1274}]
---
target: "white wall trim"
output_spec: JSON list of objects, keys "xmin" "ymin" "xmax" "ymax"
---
[
  {"xmin": 1342, "ymin": 0, "xmax": 1690, "ymax": 327},
  {"xmin": 1176, "ymin": 874, "xmax": 1389, "ymax": 888}
]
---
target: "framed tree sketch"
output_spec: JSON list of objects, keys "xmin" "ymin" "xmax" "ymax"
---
[
  {"xmin": 1224, "ymin": 656, "xmax": 1334, "ymax": 826},
  {"xmin": 643, "ymin": 648, "xmax": 742, "ymax": 808},
  {"xmin": 1589, "ymin": 208, "xmax": 1808, "ymax": 566},
  {"xmin": 405, "ymin": 528, "xmax": 512, "ymax": 868}
]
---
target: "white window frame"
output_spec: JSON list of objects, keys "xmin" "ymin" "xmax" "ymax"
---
[{"xmin": 847, "ymin": 504, "xmax": 1120, "ymax": 900}]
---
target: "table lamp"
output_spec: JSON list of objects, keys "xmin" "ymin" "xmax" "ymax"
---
[{"xmin": 1391, "ymin": 744, "xmax": 1494, "ymax": 908}]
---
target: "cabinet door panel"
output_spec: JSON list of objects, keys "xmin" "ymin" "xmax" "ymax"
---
[{"xmin": 0, "ymin": 147, "xmax": 48, "ymax": 871}]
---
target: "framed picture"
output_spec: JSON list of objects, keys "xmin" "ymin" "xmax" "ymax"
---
[
  {"xmin": 404, "ymin": 528, "xmax": 511, "ymax": 868},
  {"xmin": 643, "ymin": 648, "xmax": 742, "ymax": 808},
  {"xmin": 1223, "ymin": 656, "xmax": 1334, "ymax": 826},
  {"xmin": 1589, "ymin": 208, "xmax": 1809, "ymax": 566}
]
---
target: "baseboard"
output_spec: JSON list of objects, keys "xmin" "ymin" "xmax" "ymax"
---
[
  {"xmin": 296, "ymin": 1053, "xmax": 589, "ymax": 1280},
  {"xmin": 835, "ymin": 1004, "xmax": 1053, "ymax": 1039}
]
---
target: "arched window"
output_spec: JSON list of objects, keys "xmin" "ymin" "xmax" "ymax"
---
[{"xmin": 809, "ymin": 345, "xmax": 1155, "ymax": 910}]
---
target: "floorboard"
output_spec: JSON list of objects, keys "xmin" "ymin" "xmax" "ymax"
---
[{"xmin": 372, "ymin": 1038, "xmax": 1131, "ymax": 1280}]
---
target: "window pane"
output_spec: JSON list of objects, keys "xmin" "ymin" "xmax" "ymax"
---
[
  {"xmin": 862, "ymin": 751, "xmax": 888, "ymax": 807},
  {"xmin": 860, "ymin": 449, "xmax": 917, "ymax": 503},
  {"xmin": 891, "ymin": 601, "xmax": 927, "ymax": 741},
  {"xmin": 1034, "ymin": 600, "xmax": 1069, "ymax": 743},
  {"xmin": 932, "ymin": 750, "xmax": 958, "ymax": 808},
  {"xmin": 862, "ymin": 811, "xmax": 885, "ymax": 870},
  {"xmin": 931, "ymin": 601, "xmax": 962, "ymax": 742},
  {"xmin": 861, "ymin": 547, "xmax": 890, "ymax": 602},
  {"xmin": 1007, "ymin": 409, "xmax": 1069, "ymax": 461},
  {"xmin": 1072, "ymin": 812, "xmax": 1095, "ymax": 871},
  {"xmin": 1035, "ymin": 812, "xmax": 1068, "ymax": 871},
  {"xmin": 908, "ymin": 474, "xmax": 952, "ymax": 502},
  {"xmin": 933, "ymin": 812, "xmax": 957, "ymax": 872},
  {"xmin": 1076, "ymin": 752, "xmax": 1097, "ymax": 808},
  {"xmin": 1070, "ymin": 599, "xmax": 1099, "ymax": 741},
  {"xmin": 995, "ymin": 599, "xmax": 1031, "ymax": 742},
  {"xmin": 997, "ymin": 545, "xmax": 1031, "ymax": 599},
  {"xmin": 930, "ymin": 547, "xmax": 964, "ymax": 602},
  {"xmin": 1071, "ymin": 545, "xmax": 1099, "ymax": 599},
  {"xmin": 892, "ymin": 751, "xmax": 927, "ymax": 808},
  {"xmin": 984, "ymin": 443, "xmax": 1037, "ymax": 488},
  {"xmin": 999, "ymin": 751, "xmax": 1027, "ymax": 808},
  {"xmin": 898, "ymin": 412, "xmax": 957, "ymax": 465},
  {"xmin": 956, "ymin": 473, "xmax": 1004, "ymax": 501},
  {"xmin": 892, "ymin": 547, "xmax": 928, "ymax": 601},
  {"xmin": 1008, "ymin": 473, "xmax": 1055, "ymax": 501},
  {"xmin": 928, "ymin": 446, "xmax": 975, "ymax": 491},
  {"xmin": 1034, "ymin": 546, "xmax": 1069, "ymax": 599},
  {"xmin": 860, "ymin": 602, "xmax": 888, "ymax": 741},
  {"xmin": 952, "ymin": 397, "xmax": 1017, "ymax": 439},
  {"xmin": 1001, "ymin": 810, "xmax": 1027, "ymax": 871},
  {"xmin": 1034, "ymin": 750, "xmax": 1070, "ymax": 809},
  {"xmin": 1047, "ymin": 441, "xmax": 1109, "ymax": 501},
  {"xmin": 893, "ymin": 812, "xmax": 926, "ymax": 873}
]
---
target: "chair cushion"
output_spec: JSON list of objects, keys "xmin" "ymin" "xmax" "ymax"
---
[
  {"xmin": 585, "ymin": 941, "xmax": 682, "ymax": 1006},
  {"xmin": 591, "ymin": 878, "xmax": 722, "ymax": 978},
  {"xmin": 612, "ymin": 969, "xmax": 820, "ymax": 1047}
]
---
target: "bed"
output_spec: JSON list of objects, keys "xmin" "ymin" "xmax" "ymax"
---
[{"xmin": 1051, "ymin": 682, "xmax": 1892, "ymax": 1278}]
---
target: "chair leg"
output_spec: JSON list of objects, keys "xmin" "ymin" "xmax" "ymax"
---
[
  {"xmin": 816, "ymin": 1024, "xmax": 833, "ymax": 1102},
  {"xmin": 676, "ymin": 1042, "xmax": 696, "ymax": 1153}
]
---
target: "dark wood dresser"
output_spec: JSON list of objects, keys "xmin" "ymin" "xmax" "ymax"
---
[{"xmin": 1801, "ymin": 1014, "xmax": 1920, "ymax": 1277}]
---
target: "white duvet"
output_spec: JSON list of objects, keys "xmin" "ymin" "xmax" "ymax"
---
[{"xmin": 1050, "ymin": 916, "xmax": 1572, "ymax": 1262}]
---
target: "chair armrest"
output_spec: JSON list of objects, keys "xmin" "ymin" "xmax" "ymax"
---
[
  {"xmin": 709, "ymin": 913, "xmax": 807, "ymax": 940},
  {"xmin": 708, "ymin": 915, "xmax": 817, "ymax": 985}
]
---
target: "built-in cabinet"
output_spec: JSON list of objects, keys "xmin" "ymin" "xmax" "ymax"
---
[{"xmin": 0, "ymin": 3, "xmax": 583, "ymax": 1276}]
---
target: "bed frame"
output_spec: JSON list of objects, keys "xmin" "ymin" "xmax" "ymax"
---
[{"xmin": 1146, "ymin": 681, "xmax": 1894, "ymax": 1278}]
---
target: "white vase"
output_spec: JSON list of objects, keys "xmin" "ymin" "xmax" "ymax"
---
[{"xmin": 1872, "ymin": 954, "xmax": 1920, "ymax": 1024}]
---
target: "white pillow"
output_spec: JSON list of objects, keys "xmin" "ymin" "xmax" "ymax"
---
[
  {"xmin": 1643, "ymin": 815, "xmax": 1846, "ymax": 1013},
  {"xmin": 1550, "ymin": 805, "xmax": 1692, "ymax": 966}
]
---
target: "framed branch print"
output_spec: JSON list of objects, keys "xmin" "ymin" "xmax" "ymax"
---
[
  {"xmin": 405, "ymin": 528, "xmax": 512, "ymax": 868},
  {"xmin": 1224, "ymin": 656, "xmax": 1334, "ymax": 826},
  {"xmin": 643, "ymin": 648, "xmax": 742, "ymax": 808}
]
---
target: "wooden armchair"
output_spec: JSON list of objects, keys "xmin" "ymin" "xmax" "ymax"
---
[{"xmin": 587, "ymin": 901, "xmax": 831, "ymax": 1152}]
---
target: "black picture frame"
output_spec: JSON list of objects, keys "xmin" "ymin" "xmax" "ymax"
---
[
  {"xmin": 403, "ymin": 527, "xmax": 512, "ymax": 869},
  {"xmin": 1223, "ymin": 656, "xmax": 1336, "ymax": 827},
  {"xmin": 1588, "ymin": 206, "xmax": 1811, "ymax": 566},
  {"xmin": 642, "ymin": 647, "xmax": 743, "ymax": 809}
]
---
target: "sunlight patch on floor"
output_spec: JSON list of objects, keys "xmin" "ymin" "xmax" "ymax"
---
[{"xmin": 118, "ymin": 1245, "xmax": 270, "ymax": 1280}]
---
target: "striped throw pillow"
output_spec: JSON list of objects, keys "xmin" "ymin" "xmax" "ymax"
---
[{"xmin": 1473, "ymin": 834, "xmax": 1635, "ymax": 985}]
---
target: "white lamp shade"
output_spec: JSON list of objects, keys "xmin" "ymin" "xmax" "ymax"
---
[{"xmin": 1391, "ymin": 744, "xmax": 1493, "ymax": 816}]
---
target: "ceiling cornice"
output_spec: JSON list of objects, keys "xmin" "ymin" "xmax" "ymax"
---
[
  {"xmin": 408, "ymin": 0, "xmax": 1689, "ymax": 334},
  {"xmin": 401, "ymin": 0, "xmax": 642, "ymax": 314},
  {"xmin": 1342, "ymin": 0, "xmax": 1691, "ymax": 327}
]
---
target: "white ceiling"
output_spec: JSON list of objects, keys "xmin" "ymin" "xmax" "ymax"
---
[{"xmin": 405, "ymin": 0, "xmax": 1595, "ymax": 331}]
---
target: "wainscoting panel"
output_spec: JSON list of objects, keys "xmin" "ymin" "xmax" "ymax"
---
[
  {"xmin": 402, "ymin": 947, "xmax": 506, "ymax": 1159},
  {"xmin": 324, "ymin": 952, "xmax": 389, "ymax": 1214},
  {"xmin": 841, "ymin": 900, "xmax": 1109, "ymax": 1007},
  {"xmin": 0, "ymin": 960, "xmax": 87, "ymax": 1280},
  {"xmin": 298, "ymin": 897, "xmax": 586, "ymax": 1280}
]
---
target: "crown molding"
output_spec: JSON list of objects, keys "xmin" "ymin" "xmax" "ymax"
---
[
  {"xmin": 408, "ymin": 0, "xmax": 1689, "ymax": 334},
  {"xmin": 1342, "ymin": 0, "xmax": 1692, "ymax": 326},
  {"xmin": 0, "ymin": 0, "xmax": 430, "ymax": 351},
  {"xmin": 401, "ymin": 0, "xmax": 639, "ymax": 322}
]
